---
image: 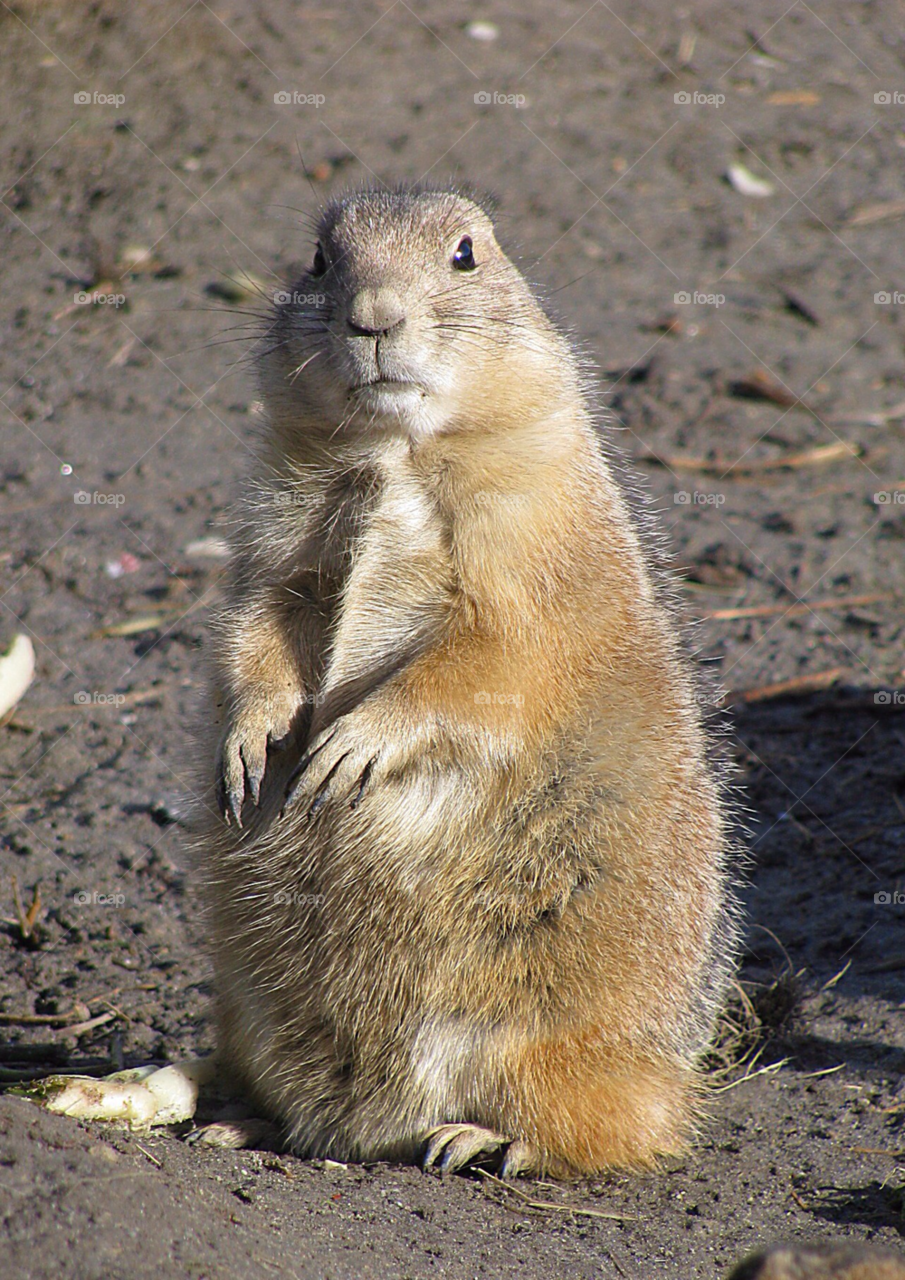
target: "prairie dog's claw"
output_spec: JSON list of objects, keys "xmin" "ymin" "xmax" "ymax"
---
[
  {"xmin": 218, "ymin": 731, "xmax": 257, "ymax": 825},
  {"xmin": 217, "ymin": 698, "xmax": 304, "ymax": 823},
  {"xmin": 217, "ymin": 746, "xmax": 242, "ymax": 825},
  {"xmin": 240, "ymin": 739, "xmax": 266, "ymax": 807},
  {"xmin": 421, "ymin": 1125, "xmax": 541, "ymax": 1177},
  {"xmin": 282, "ymin": 726, "xmax": 379, "ymax": 820},
  {"xmin": 422, "ymin": 1124, "xmax": 507, "ymax": 1174},
  {"xmin": 282, "ymin": 729, "xmax": 338, "ymax": 815}
]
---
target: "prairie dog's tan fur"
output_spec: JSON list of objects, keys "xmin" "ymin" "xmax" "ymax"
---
[{"xmin": 197, "ymin": 184, "xmax": 737, "ymax": 1177}]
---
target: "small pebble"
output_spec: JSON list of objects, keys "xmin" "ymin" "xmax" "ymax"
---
[
  {"xmin": 465, "ymin": 20, "xmax": 499, "ymax": 41},
  {"xmin": 118, "ymin": 245, "xmax": 156, "ymax": 274},
  {"xmin": 727, "ymin": 162, "xmax": 775, "ymax": 198},
  {"xmin": 105, "ymin": 553, "xmax": 140, "ymax": 578}
]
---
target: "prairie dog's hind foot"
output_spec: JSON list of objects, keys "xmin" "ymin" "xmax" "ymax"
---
[
  {"xmin": 422, "ymin": 1124, "xmax": 544, "ymax": 1178},
  {"xmin": 185, "ymin": 1118, "xmax": 283, "ymax": 1151}
]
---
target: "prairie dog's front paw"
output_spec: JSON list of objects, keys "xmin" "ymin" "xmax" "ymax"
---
[
  {"xmin": 282, "ymin": 720, "xmax": 383, "ymax": 819},
  {"xmin": 218, "ymin": 692, "xmax": 305, "ymax": 824}
]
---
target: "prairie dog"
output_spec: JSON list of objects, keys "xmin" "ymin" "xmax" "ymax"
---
[{"xmin": 199, "ymin": 184, "xmax": 737, "ymax": 1178}]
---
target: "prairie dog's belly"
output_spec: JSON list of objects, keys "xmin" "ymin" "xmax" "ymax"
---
[{"xmin": 409, "ymin": 1017, "xmax": 507, "ymax": 1114}]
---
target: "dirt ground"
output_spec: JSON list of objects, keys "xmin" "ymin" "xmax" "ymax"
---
[{"xmin": 1, "ymin": 2, "xmax": 904, "ymax": 1277}]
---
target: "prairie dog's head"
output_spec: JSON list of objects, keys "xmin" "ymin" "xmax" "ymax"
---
[{"xmin": 264, "ymin": 186, "xmax": 570, "ymax": 443}]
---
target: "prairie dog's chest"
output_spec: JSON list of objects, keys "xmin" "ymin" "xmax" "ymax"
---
[
  {"xmin": 303, "ymin": 453, "xmax": 445, "ymax": 580},
  {"xmin": 360, "ymin": 461, "xmax": 446, "ymax": 560},
  {"xmin": 340, "ymin": 459, "xmax": 451, "ymax": 621},
  {"xmin": 317, "ymin": 455, "xmax": 453, "ymax": 701}
]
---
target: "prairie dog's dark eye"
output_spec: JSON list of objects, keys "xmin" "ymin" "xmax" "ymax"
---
[
  {"xmin": 311, "ymin": 244, "xmax": 327, "ymax": 276},
  {"xmin": 452, "ymin": 236, "xmax": 476, "ymax": 270}
]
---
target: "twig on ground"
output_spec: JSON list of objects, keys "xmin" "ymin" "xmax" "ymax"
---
[
  {"xmin": 706, "ymin": 595, "xmax": 890, "ymax": 622},
  {"xmin": 476, "ymin": 1170, "xmax": 639, "ymax": 1221},
  {"xmin": 723, "ymin": 669, "xmax": 845, "ymax": 704},
  {"xmin": 641, "ymin": 440, "xmax": 860, "ymax": 473}
]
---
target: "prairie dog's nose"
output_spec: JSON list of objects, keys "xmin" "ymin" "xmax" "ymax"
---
[{"xmin": 347, "ymin": 287, "xmax": 406, "ymax": 337}]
